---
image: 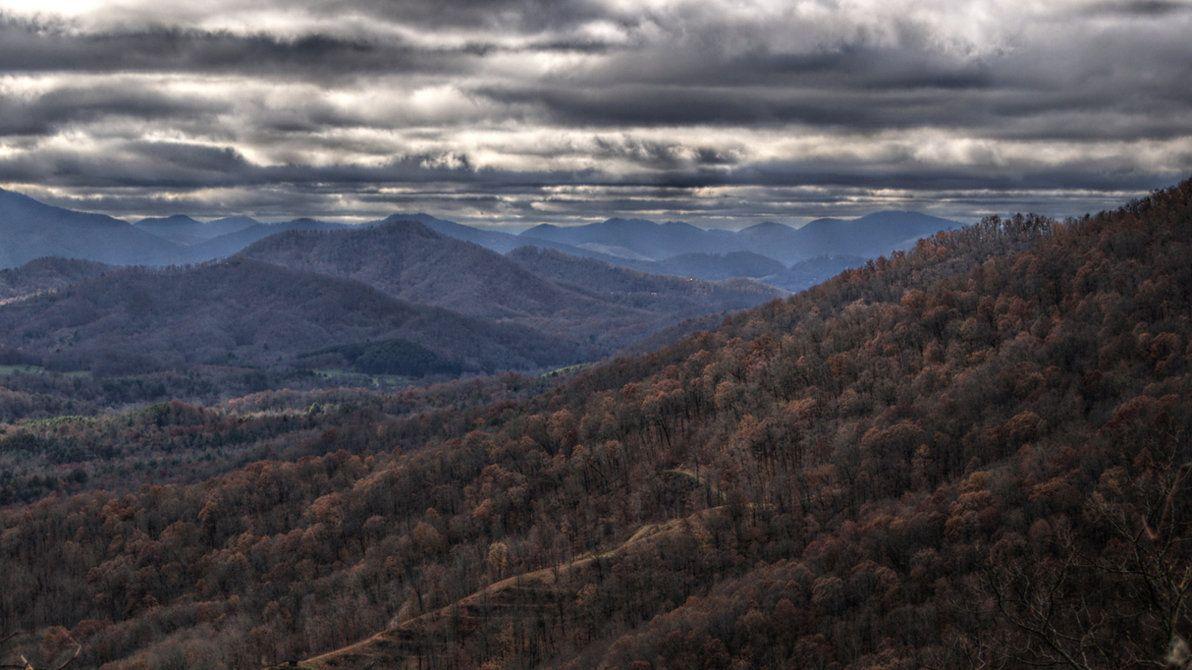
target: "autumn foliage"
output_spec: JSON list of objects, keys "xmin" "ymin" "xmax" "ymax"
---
[{"xmin": 2, "ymin": 180, "xmax": 1191, "ymax": 668}]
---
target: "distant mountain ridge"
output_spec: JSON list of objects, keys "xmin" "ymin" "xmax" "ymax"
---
[
  {"xmin": 0, "ymin": 196, "xmax": 787, "ymax": 379},
  {"xmin": 188, "ymin": 218, "xmax": 348, "ymax": 262},
  {"xmin": 241, "ymin": 219, "xmax": 781, "ymax": 355},
  {"xmin": 134, "ymin": 214, "xmax": 259, "ymax": 246},
  {"xmin": 0, "ymin": 188, "xmax": 184, "ymax": 268},
  {"xmin": 0, "ymin": 187, "xmax": 962, "ymax": 294},
  {"xmin": 522, "ymin": 217, "xmax": 739, "ymax": 260},
  {"xmin": 521, "ymin": 211, "xmax": 962, "ymax": 265}
]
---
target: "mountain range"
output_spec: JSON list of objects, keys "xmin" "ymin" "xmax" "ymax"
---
[
  {"xmin": 0, "ymin": 257, "xmax": 112, "ymax": 303},
  {"xmin": 0, "ymin": 188, "xmax": 183, "ymax": 268},
  {"xmin": 519, "ymin": 211, "xmax": 961, "ymax": 265},
  {"xmin": 0, "ymin": 258, "xmax": 578, "ymax": 376},
  {"xmin": 0, "ymin": 188, "xmax": 962, "ymax": 286},
  {"xmin": 3, "ymin": 179, "xmax": 1186, "ymax": 669},
  {"xmin": 238, "ymin": 219, "xmax": 777, "ymax": 353},
  {"xmin": 133, "ymin": 215, "xmax": 259, "ymax": 246},
  {"xmin": 0, "ymin": 218, "xmax": 780, "ymax": 378},
  {"xmin": 0, "ymin": 186, "xmax": 958, "ymax": 381}
]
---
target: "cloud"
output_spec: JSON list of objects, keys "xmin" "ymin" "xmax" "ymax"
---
[{"xmin": 0, "ymin": 0, "xmax": 1188, "ymax": 225}]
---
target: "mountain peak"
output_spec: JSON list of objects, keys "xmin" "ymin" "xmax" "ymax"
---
[
  {"xmin": 379, "ymin": 212, "xmax": 443, "ymax": 225},
  {"xmin": 372, "ymin": 218, "xmax": 441, "ymax": 238},
  {"xmin": 856, "ymin": 210, "xmax": 959, "ymax": 226},
  {"xmin": 740, "ymin": 221, "xmax": 794, "ymax": 233},
  {"xmin": 137, "ymin": 214, "xmax": 201, "ymax": 226}
]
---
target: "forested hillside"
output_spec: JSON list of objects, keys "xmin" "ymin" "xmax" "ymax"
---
[
  {"xmin": 0, "ymin": 182, "xmax": 1188, "ymax": 669},
  {"xmin": 764, "ymin": 254, "xmax": 867, "ymax": 292},
  {"xmin": 0, "ymin": 257, "xmax": 112, "ymax": 302},
  {"xmin": 241, "ymin": 221, "xmax": 591, "ymax": 320},
  {"xmin": 0, "ymin": 258, "xmax": 576, "ymax": 375},
  {"xmin": 506, "ymin": 247, "xmax": 778, "ymax": 318},
  {"xmin": 242, "ymin": 221, "xmax": 780, "ymax": 352}
]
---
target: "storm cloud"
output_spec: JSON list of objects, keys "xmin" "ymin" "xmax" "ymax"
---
[{"xmin": 0, "ymin": 0, "xmax": 1188, "ymax": 226}]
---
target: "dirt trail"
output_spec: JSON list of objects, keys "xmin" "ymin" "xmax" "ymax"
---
[{"xmin": 296, "ymin": 503, "xmax": 726, "ymax": 669}]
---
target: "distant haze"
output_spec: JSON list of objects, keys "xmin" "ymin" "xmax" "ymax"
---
[{"xmin": 0, "ymin": 0, "xmax": 1189, "ymax": 227}]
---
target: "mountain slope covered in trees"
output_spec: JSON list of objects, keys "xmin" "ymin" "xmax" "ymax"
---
[
  {"xmin": 0, "ymin": 257, "xmax": 112, "ymax": 302},
  {"xmin": 241, "ymin": 221, "xmax": 780, "ymax": 352},
  {"xmin": 0, "ymin": 182, "xmax": 1188, "ymax": 669},
  {"xmin": 240, "ymin": 221, "xmax": 605, "ymax": 321},
  {"xmin": 616, "ymin": 250, "xmax": 787, "ymax": 280},
  {"xmin": 0, "ymin": 258, "xmax": 576, "ymax": 375}
]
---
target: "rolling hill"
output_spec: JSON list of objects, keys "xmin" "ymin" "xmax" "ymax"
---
[
  {"xmin": 186, "ymin": 218, "xmax": 349, "ymax": 262},
  {"xmin": 506, "ymin": 246, "xmax": 780, "ymax": 317},
  {"xmin": 388, "ymin": 212, "xmax": 529, "ymax": 254},
  {"xmin": 733, "ymin": 220, "xmax": 807, "ymax": 262},
  {"xmin": 239, "ymin": 220, "xmax": 594, "ymax": 321},
  {"xmin": 0, "ymin": 257, "xmax": 577, "ymax": 375},
  {"xmin": 781, "ymin": 210, "xmax": 962, "ymax": 259},
  {"xmin": 134, "ymin": 214, "xmax": 260, "ymax": 246},
  {"xmin": 402, "ymin": 212, "xmax": 651, "ymax": 264},
  {"xmin": 241, "ymin": 220, "xmax": 781, "ymax": 352},
  {"xmin": 0, "ymin": 257, "xmax": 112, "ymax": 303},
  {"xmin": 761, "ymin": 254, "xmax": 868, "ymax": 292}
]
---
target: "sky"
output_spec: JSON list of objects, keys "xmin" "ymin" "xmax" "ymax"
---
[{"xmin": 0, "ymin": 0, "xmax": 1189, "ymax": 228}]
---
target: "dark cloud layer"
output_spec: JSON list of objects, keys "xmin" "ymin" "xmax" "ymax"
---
[{"xmin": 0, "ymin": 0, "xmax": 1188, "ymax": 226}]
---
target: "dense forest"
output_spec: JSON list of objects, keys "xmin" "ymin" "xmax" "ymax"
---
[
  {"xmin": 239, "ymin": 221, "xmax": 777, "ymax": 351},
  {"xmin": 0, "ymin": 220, "xmax": 780, "ymax": 386},
  {"xmin": 0, "ymin": 258, "xmax": 581, "ymax": 375},
  {"xmin": 1, "ymin": 181, "xmax": 1189, "ymax": 669}
]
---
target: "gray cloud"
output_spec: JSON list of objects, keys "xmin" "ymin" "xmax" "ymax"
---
[
  {"xmin": 1080, "ymin": 0, "xmax": 1192, "ymax": 17},
  {"xmin": 0, "ymin": 0, "xmax": 1188, "ymax": 226}
]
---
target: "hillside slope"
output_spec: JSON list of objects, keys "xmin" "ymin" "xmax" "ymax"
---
[
  {"xmin": 242, "ymin": 220, "xmax": 781, "ymax": 352},
  {"xmin": 301, "ymin": 183, "xmax": 1192, "ymax": 670},
  {"xmin": 0, "ymin": 188, "xmax": 183, "ymax": 268},
  {"xmin": 0, "ymin": 258, "xmax": 576, "ymax": 374},
  {"xmin": 0, "ymin": 257, "xmax": 112, "ymax": 302},
  {"xmin": 240, "ymin": 220, "xmax": 597, "ymax": 321},
  {"xmin": 187, "ymin": 218, "xmax": 348, "ymax": 262},
  {"xmin": 762, "ymin": 254, "xmax": 867, "ymax": 292},
  {"xmin": 0, "ymin": 181, "xmax": 1188, "ymax": 669},
  {"xmin": 506, "ymin": 246, "xmax": 781, "ymax": 317}
]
